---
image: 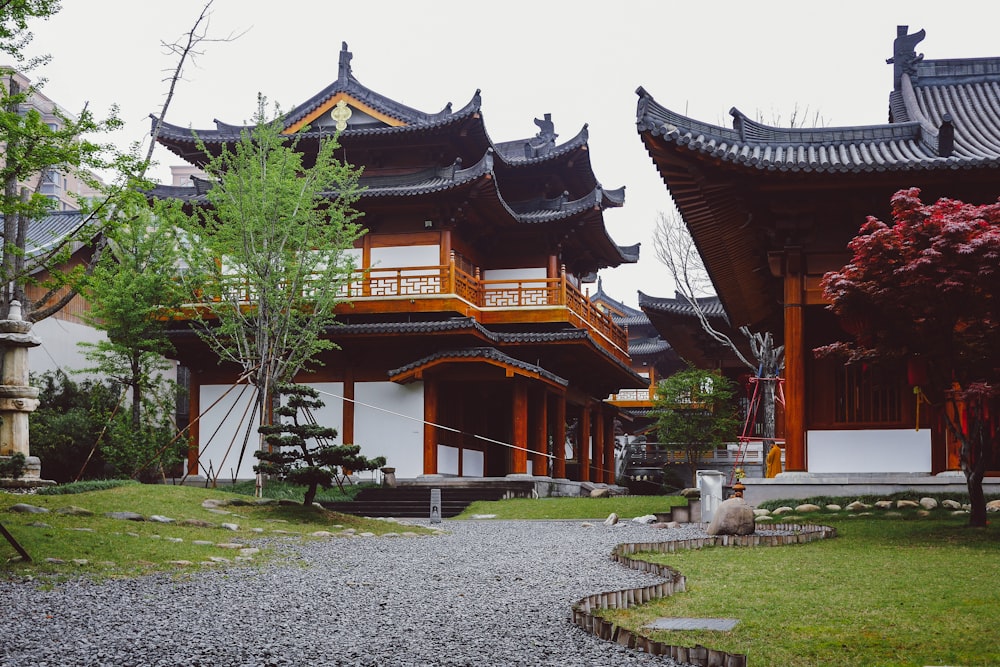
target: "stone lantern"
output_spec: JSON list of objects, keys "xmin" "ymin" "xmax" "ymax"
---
[{"xmin": 0, "ymin": 301, "xmax": 43, "ymax": 481}]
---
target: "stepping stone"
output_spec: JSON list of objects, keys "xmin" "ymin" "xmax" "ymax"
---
[{"xmin": 645, "ymin": 617, "xmax": 740, "ymax": 631}]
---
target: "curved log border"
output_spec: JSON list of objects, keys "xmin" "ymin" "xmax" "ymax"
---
[{"xmin": 571, "ymin": 524, "xmax": 837, "ymax": 666}]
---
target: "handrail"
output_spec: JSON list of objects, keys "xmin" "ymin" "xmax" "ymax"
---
[{"xmin": 203, "ymin": 263, "xmax": 630, "ymax": 362}]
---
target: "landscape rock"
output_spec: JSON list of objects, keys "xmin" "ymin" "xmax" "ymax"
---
[
  {"xmin": 753, "ymin": 508, "xmax": 770, "ymax": 517},
  {"xmin": 590, "ymin": 488, "xmax": 611, "ymax": 498},
  {"xmin": 603, "ymin": 512, "xmax": 619, "ymax": 526},
  {"xmin": 896, "ymin": 500, "xmax": 919, "ymax": 509},
  {"xmin": 795, "ymin": 503, "xmax": 821, "ymax": 513},
  {"xmin": 680, "ymin": 487, "xmax": 700, "ymax": 498},
  {"xmin": 874, "ymin": 500, "xmax": 894, "ymax": 509},
  {"xmin": 919, "ymin": 497, "xmax": 939, "ymax": 510},
  {"xmin": 771, "ymin": 506, "xmax": 794, "ymax": 515},
  {"xmin": 942, "ymin": 499, "xmax": 962, "ymax": 510},
  {"xmin": 55, "ymin": 505, "xmax": 93, "ymax": 516},
  {"xmin": 221, "ymin": 523, "xmax": 240, "ymax": 531},
  {"xmin": 149, "ymin": 515, "xmax": 175, "ymax": 523},
  {"xmin": 105, "ymin": 511, "xmax": 144, "ymax": 521},
  {"xmin": 845, "ymin": 501, "xmax": 870, "ymax": 511},
  {"xmin": 181, "ymin": 519, "xmax": 215, "ymax": 528},
  {"xmin": 631, "ymin": 514, "xmax": 657, "ymax": 524},
  {"xmin": 706, "ymin": 497, "xmax": 756, "ymax": 536},
  {"xmin": 986, "ymin": 499, "xmax": 1000, "ymax": 512},
  {"xmin": 825, "ymin": 504, "xmax": 842, "ymax": 511},
  {"xmin": 10, "ymin": 503, "xmax": 48, "ymax": 514}
]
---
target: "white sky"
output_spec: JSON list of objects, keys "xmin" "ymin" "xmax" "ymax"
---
[{"xmin": 20, "ymin": 0, "xmax": 1000, "ymax": 307}]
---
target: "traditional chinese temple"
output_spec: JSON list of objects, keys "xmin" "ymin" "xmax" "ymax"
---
[
  {"xmin": 151, "ymin": 44, "xmax": 644, "ymax": 486},
  {"xmin": 637, "ymin": 26, "xmax": 1000, "ymax": 482}
]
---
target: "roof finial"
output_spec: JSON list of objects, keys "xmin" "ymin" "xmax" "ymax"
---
[
  {"xmin": 339, "ymin": 42, "xmax": 353, "ymax": 81},
  {"xmin": 886, "ymin": 26, "xmax": 925, "ymax": 90}
]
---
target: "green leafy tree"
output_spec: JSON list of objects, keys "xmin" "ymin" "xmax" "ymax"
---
[
  {"xmin": 77, "ymin": 196, "xmax": 188, "ymax": 472},
  {"xmin": 29, "ymin": 370, "xmax": 118, "ymax": 482},
  {"xmin": 819, "ymin": 188, "xmax": 1000, "ymax": 527},
  {"xmin": 29, "ymin": 370, "xmax": 185, "ymax": 482},
  {"xmin": 175, "ymin": 97, "xmax": 365, "ymax": 434},
  {"xmin": 256, "ymin": 383, "xmax": 385, "ymax": 507},
  {"xmin": 653, "ymin": 366, "xmax": 740, "ymax": 487},
  {"xmin": 0, "ymin": 4, "xmax": 125, "ymax": 321}
]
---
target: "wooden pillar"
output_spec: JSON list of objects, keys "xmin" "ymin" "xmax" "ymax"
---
[
  {"xmin": 187, "ymin": 370, "xmax": 201, "ymax": 476},
  {"xmin": 604, "ymin": 409, "xmax": 616, "ymax": 484},
  {"xmin": 552, "ymin": 392, "xmax": 566, "ymax": 478},
  {"xmin": 530, "ymin": 386, "xmax": 548, "ymax": 476},
  {"xmin": 579, "ymin": 403, "xmax": 591, "ymax": 482},
  {"xmin": 342, "ymin": 367, "xmax": 355, "ymax": 445},
  {"xmin": 511, "ymin": 380, "xmax": 528, "ymax": 474},
  {"xmin": 593, "ymin": 408, "xmax": 604, "ymax": 482},
  {"xmin": 423, "ymin": 378, "xmax": 439, "ymax": 475},
  {"xmin": 783, "ymin": 248, "xmax": 807, "ymax": 471}
]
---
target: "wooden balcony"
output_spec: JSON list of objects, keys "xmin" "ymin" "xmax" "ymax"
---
[{"xmin": 210, "ymin": 260, "xmax": 630, "ymax": 364}]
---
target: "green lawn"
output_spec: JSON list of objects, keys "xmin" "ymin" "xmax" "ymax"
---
[
  {"xmin": 598, "ymin": 513, "xmax": 1000, "ymax": 667},
  {"xmin": 456, "ymin": 494, "xmax": 686, "ymax": 520},
  {"xmin": 0, "ymin": 482, "xmax": 430, "ymax": 580}
]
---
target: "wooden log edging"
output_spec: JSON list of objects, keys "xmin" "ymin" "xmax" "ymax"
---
[{"xmin": 570, "ymin": 523, "xmax": 837, "ymax": 666}]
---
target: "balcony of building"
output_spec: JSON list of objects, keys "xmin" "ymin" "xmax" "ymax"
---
[{"xmin": 198, "ymin": 255, "xmax": 630, "ymax": 365}]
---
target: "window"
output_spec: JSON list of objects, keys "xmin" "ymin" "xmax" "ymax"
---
[{"xmin": 834, "ymin": 363, "xmax": 902, "ymax": 424}]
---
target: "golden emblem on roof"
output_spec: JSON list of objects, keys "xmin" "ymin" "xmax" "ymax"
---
[{"xmin": 331, "ymin": 99, "xmax": 352, "ymax": 131}]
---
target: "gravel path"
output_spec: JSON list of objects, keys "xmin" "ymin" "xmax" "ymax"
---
[{"xmin": 0, "ymin": 519, "xmax": 709, "ymax": 667}]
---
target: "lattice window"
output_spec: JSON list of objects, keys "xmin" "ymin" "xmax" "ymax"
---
[{"xmin": 834, "ymin": 363, "xmax": 902, "ymax": 424}]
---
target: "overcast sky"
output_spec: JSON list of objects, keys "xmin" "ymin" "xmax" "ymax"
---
[{"xmin": 20, "ymin": 0, "xmax": 1000, "ymax": 307}]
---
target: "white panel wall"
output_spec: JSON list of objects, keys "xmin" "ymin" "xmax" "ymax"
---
[
  {"xmin": 482, "ymin": 267, "xmax": 546, "ymax": 281},
  {"xmin": 32, "ymin": 318, "xmax": 107, "ymax": 378},
  {"xmin": 198, "ymin": 382, "xmax": 345, "ymax": 482},
  {"xmin": 370, "ymin": 245, "xmax": 439, "ymax": 267},
  {"xmin": 807, "ymin": 429, "xmax": 932, "ymax": 473},
  {"xmin": 354, "ymin": 381, "xmax": 424, "ymax": 478},
  {"xmin": 463, "ymin": 449, "xmax": 484, "ymax": 477},
  {"xmin": 198, "ymin": 383, "xmax": 263, "ymax": 482}
]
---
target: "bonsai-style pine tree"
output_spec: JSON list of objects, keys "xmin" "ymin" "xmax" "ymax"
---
[
  {"xmin": 820, "ymin": 188, "xmax": 1000, "ymax": 527},
  {"xmin": 255, "ymin": 383, "xmax": 385, "ymax": 507},
  {"xmin": 653, "ymin": 366, "xmax": 739, "ymax": 487}
]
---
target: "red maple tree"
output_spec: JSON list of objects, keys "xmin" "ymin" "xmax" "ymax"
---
[{"xmin": 819, "ymin": 188, "xmax": 1000, "ymax": 527}]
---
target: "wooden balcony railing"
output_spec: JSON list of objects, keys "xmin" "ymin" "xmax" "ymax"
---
[{"xmin": 212, "ymin": 260, "xmax": 629, "ymax": 362}]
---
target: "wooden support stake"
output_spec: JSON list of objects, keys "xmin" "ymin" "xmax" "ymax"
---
[{"xmin": 0, "ymin": 520, "xmax": 30, "ymax": 562}]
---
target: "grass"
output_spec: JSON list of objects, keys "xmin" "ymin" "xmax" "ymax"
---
[
  {"xmin": 597, "ymin": 510, "xmax": 1000, "ymax": 667},
  {"xmin": 0, "ymin": 483, "xmax": 431, "ymax": 581},
  {"xmin": 456, "ymin": 494, "xmax": 686, "ymax": 520}
]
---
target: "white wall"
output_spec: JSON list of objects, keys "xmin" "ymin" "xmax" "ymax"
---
[
  {"xmin": 438, "ymin": 444, "xmax": 485, "ymax": 477},
  {"xmin": 354, "ymin": 381, "xmax": 424, "ymax": 478},
  {"xmin": 807, "ymin": 429, "xmax": 932, "ymax": 473},
  {"xmin": 197, "ymin": 380, "xmax": 424, "ymax": 481},
  {"xmin": 31, "ymin": 317, "xmax": 107, "ymax": 378},
  {"xmin": 197, "ymin": 383, "xmax": 264, "ymax": 481},
  {"xmin": 370, "ymin": 245, "xmax": 439, "ymax": 268}
]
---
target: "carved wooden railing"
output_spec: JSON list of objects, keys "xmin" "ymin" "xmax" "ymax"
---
[{"xmin": 210, "ymin": 261, "xmax": 629, "ymax": 362}]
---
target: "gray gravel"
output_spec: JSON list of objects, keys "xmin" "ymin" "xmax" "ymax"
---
[{"xmin": 0, "ymin": 519, "xmax": 712, "ymax": 666}]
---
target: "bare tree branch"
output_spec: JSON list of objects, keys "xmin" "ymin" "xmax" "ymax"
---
[
  {"xmin": 145, "ymin": 0, "xmax": 248, "ymax": 171},
  {"xmin": 652, "ymin": 208, "xmax": 756, "ymax": 370}
]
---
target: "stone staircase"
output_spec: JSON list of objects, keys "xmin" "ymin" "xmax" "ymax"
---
[{"xmin": 320, "ymin": 485, "xmax": 515, "ymax": 519}]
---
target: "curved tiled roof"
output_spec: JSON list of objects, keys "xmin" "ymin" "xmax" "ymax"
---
[
  {"xmin": 388, "ymin": 346, "xmax": 569, "ymax": 387},
  {"xmin": 628, "ymin": 336, "xmax": 670, "ymax": 357},
  {"xmin": 146, "ymin": 151, "xmax": 629, "ymax": 252},
  {"xmin": 637, "ymin": 292, "xmax": 727, "ymax": 319},
  {"xmin": 636, "ymin": 28, "xmax": 1000, "ymax": 175}
]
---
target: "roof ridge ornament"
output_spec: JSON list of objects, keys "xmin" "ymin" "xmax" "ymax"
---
[
  {"xmin": 887, "ymin": 26, "xmax": 925, "ymax": 90},
  {"xmin": 338, "ymin": 42, "xmax": 353, "ymax": 82}
]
